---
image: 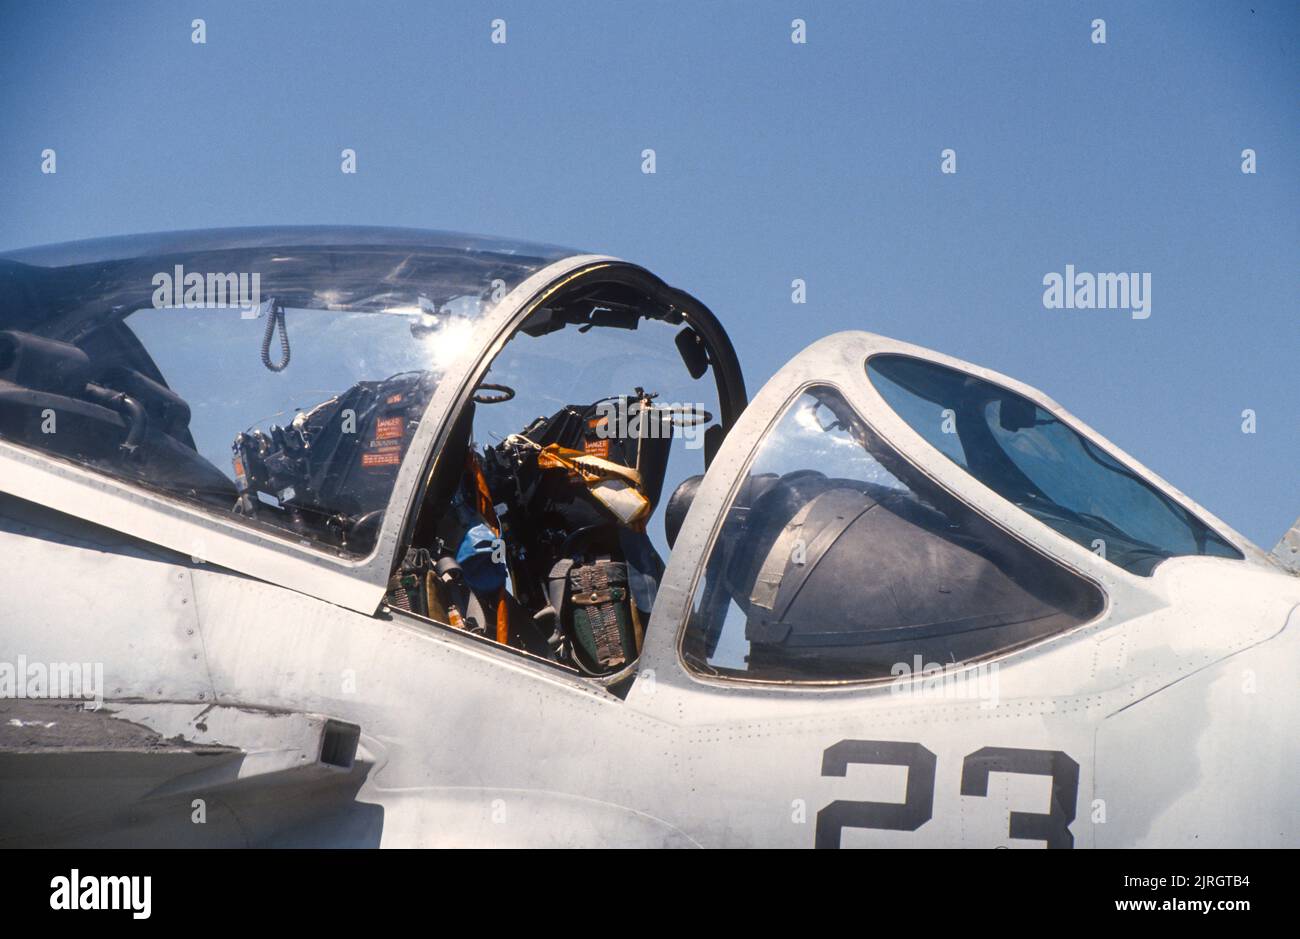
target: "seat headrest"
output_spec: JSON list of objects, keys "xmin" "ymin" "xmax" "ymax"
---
[{"xmin": 665, "ymin": 473, "xmax": 704, "ymax": 550}]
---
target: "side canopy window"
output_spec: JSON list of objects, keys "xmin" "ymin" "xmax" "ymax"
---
[
  {"xmin": 682, "ymin": 387, "xmax": 1103, "ymax": 682},
  {"xmin": 0, "ymin": 230, "xmax": 568, "ymax": 556},
  {"xmin": 866, "ymin": 354, "xmax": 1242, "ymax": 575}
]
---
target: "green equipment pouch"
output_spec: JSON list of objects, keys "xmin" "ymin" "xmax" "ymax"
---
[{"xmin": 568, "ymin": 560, "xmax": 637, "ymax": 673}]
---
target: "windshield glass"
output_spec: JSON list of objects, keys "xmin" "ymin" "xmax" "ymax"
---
[
  {"xmin": 682, "ymin": 387, "xmax": 1103, "ymax": 682},
  {"xmin": 0, "ymin": 227, "xmax": 575, "ymax": 556},
  {"xmin": 866, "ymin": 354, "xmax": 1242, "ymax": 575}
]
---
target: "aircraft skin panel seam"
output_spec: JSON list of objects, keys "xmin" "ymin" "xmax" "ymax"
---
[
  {"xmin": 1102, "ymin": 601, "xmax": 1298, "ymax": 720},
  {"xmin": 181, "ymin": 569, "xmax": 220, "ymax": 707}
]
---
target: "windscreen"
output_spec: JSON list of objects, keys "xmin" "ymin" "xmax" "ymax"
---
[
  {"xmin": 867, "ymin": 354, "xmax": 1242, "ymax": 575},
  {"xmin": 682, "ymin": 386, "xmax": 1104, "ymax": 682}
]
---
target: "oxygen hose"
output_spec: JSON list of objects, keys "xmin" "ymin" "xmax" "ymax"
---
[
  {"xmin": 83, "ymin": 383, "xmax": 148, "ymax": 455},
  {"xmin": 260, "ymin": 301, "xmax": 291, "ymax": 372}
]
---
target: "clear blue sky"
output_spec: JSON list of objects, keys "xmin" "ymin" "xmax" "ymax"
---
[{"xmin": 1, "ymin": 0, "xmax": 1295, "ymax": 547}]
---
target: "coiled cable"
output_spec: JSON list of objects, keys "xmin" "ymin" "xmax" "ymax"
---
[{"xmin": 260, "ymin": 300, "xmax": 291, "ymax": 372}]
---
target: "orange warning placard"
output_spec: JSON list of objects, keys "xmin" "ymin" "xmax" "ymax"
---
[
  {"xmin": 361, "ymin": 447, "xmax": 402, "ymax": 468},
  {"xmin": 376, "ymin": 416, "xmax": 404, "ymax": 441}
]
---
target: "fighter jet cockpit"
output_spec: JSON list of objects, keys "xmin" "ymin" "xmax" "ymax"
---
[
  {"xmin": 391, "ymin": 277, "xmax": 736, "ymax": 678},
  {"xmin": 0, "ymin": 228, "xmax": 743, "ymax": 680}
]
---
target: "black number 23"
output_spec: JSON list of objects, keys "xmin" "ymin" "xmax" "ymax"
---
[{"xmin": 815, "ymin": 740, "xmax": 1079, "ymax": 849}]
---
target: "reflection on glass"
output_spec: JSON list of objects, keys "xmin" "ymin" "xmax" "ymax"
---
[
  {"xmin": 683, "ymin": 387, "xmax": 1104, "ymax": 682},
  {"xmin": 0, "ymin": 228, "xmax": 572, "ymax": 556},
  {"xmin": 867, "ymin": 354, "xmax": 1242, "ymax": 575}
]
